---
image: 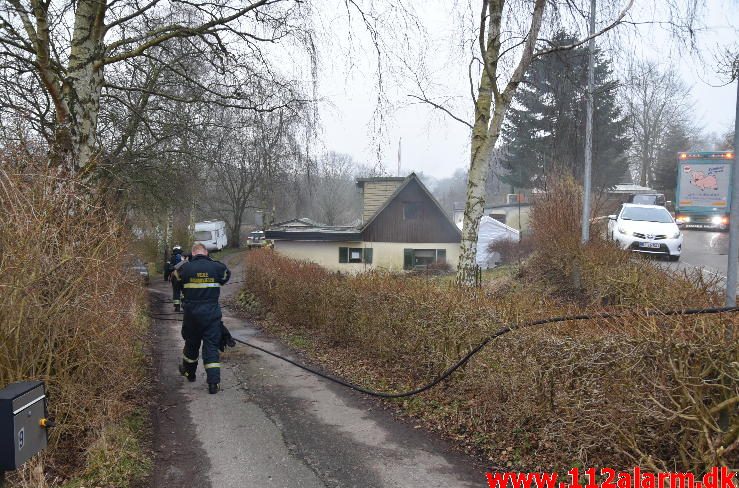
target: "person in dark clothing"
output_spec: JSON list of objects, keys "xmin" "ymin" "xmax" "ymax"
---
[
  {"xmin": 168, "ymin": 245, "xmax": 184, "ymax": 311},
  {"xmin": 173, "ymin": 243, "xmax": 231, "ymax": 394}
]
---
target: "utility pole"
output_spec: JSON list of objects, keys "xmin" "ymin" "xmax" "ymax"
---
[
  {"xmin": 397, "ymin": 137, "xmax": 402, "ymax": 177},
  {"xmin": 725, "ymin": 77, "xmax": 739, "ymax": 320},
  {"xmin": 581, "ymin": 0, "xmax": 596, "ymax": 244}
]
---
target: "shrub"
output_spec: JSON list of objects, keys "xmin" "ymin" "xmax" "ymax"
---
[
  {"xmin": 526, "ymin": 173, "xmax": 722, "ymax": 308},
  {"xmin": 487, "ymin": 235, "xmax": 533, "ymax": 265},
  {"xmin": 0, "ymin": 157, "xmax": 148, "ymax": 484},
  {"xmin": 245, "ymin": 246, "xmax": 737, "ymax": 471}
]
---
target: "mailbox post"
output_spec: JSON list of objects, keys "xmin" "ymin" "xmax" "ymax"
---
[{"xmin": 0, "ymin": 381, "xmax": 50, "ymax": 485}]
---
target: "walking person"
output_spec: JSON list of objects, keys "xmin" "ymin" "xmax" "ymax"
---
[
  {"xmin": 172, "ymin": 243, "xmax": 231, "ymax": 394},
  {"xmin": 168, "ymin": 245, "xmax": 185, "ymax": 311}
]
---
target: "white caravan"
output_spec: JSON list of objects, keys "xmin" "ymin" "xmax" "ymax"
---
[{"xmin": 193, "ymin": 221, "xmax": 228, "ymax": 251}]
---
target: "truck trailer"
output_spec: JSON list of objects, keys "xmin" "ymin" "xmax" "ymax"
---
[{"xmin": 675, "ymin": 151, "xmax": 735, "ymax": 229}]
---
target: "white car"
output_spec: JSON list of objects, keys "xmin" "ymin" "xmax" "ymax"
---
[
  {"xmin": 246, "ymin": 231, "xmax": 266, "ymax": 249},
  {"xmin": 607, "ymin": 204, "xmax": 683, "ymax": 261}
]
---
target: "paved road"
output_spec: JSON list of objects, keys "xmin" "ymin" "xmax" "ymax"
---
[
  {"xmin": 148, "ymin": 252, "xmax": 485, "ymax": 488},
  {"xmin": 663, "ymin": 229, "xmax": 732, "ymax": 283}
]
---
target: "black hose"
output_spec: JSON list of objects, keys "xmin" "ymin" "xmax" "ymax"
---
[{"xmin": 227, "ymin": 306, "xmax": 738, "ymax": 399}]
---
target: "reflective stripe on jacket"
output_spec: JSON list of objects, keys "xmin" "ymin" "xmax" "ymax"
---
[{"xmin": 174, "ymin": 255, "xmax": 230, "ymax": 302}]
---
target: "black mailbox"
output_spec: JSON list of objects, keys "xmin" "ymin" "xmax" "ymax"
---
[{"xmin": 0, "ymin": 381, "xmax": 48, "ymax": 471}]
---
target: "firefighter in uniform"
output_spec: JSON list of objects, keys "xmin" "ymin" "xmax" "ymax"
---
[
  {"xmin": 169, "ymin": 245, "xmax": 184, "ymax": 311},
  {"xmin": 173, "ymin": 243, "xmax": 231, "ymax": 394}
]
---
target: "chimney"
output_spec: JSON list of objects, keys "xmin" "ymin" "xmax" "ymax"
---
[{"xmin": 356, "ymin": 177, "xmax": 406, "ymax": 223}]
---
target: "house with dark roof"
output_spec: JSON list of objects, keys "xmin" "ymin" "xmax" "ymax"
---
[{"xmin": 265, "ymin": 173, "xmax": 462, "ymax": 272}]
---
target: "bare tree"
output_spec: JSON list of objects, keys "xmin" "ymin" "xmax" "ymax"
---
[
  {"xmin": 623, "ymin": 61, "xmax": 692, "ymax": 187},
  {"xmin": 313, "ymin": 152, "xmax": 359, "ymax": 225},
  {"xmin": 0, "ymin": 0, "xmax": 307, "ymax": 172},
  {"xmin": 207, "ymin": 114, "xmax": 261, "ymax": 248}
]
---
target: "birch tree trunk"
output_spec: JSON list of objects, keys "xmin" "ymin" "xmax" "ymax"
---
[
  {"xmin": 456, "ymin": 0, "xmax": 546, "ymax": 286},
  {"xmin": 62, "ymin": 0, "xmax": 106, "ymax": 172},
  {"xmin": 15, "ymin": 0, "xmax": 107, "ymax": 171}
]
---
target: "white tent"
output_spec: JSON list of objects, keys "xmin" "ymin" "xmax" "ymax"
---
[
  {"xmin": 477, "ymin": 216, "xmax": 519, "ymax": 268},
  {"xmin": 457, "ymin": 216, "xmax": 520, "ymax": 269}
]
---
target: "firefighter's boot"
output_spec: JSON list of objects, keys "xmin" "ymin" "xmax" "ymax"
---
[
  {"xmin": 208, "ymin": 383, "xmax": 220, "ymax": 394},
  {"xmin": 179, "ymin": 356, "xmax": 197, "ymax": 382}
]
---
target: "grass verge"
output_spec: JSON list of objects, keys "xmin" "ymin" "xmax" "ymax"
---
[{"xmin": 61, "ymin": 409, "xmax": 152, "ymax": 488}]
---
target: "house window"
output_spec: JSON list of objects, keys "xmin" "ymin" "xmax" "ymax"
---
[
  {"xmin": 413, "ymin": 249, "xmax": 436, "ymax": 266},
  {"xmin": 403, "ymin": 202, "xmax": 420, "ymax": 220},
  {"xmin": 339, "ymin": 247, "xmax": 373, "ymax": 264},
  {"xmin": 349, "ymin": 248, "xmax": 362, "ymax": 263},
  {"xmin": 403, "ymin": 248, "xmax": 448, "ymax": 270}
]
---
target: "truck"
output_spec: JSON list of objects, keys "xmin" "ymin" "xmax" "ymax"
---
[
  {"xmin": 193, "ymin": 220, "xmax": 228, "ymax": 251},
  {"xmin": 675, "ymin": 151, "xmax": 735, "ymax": 229}
]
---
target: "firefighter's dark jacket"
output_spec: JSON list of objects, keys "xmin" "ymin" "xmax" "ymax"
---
[
  {"xmin": 173, "ymin": 255, "xmax": 230, "ymax": 302},
  {"xmin": 169, "ymin": 249, "xmax": 183, "ymax": 267}
]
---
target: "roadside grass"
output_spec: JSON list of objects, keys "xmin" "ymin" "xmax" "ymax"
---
[
  {"xmin": 286, "ymin": 333, "xmax": 311, "ymax": 349},
  {"xmin": 211, "ymin": 246, "xmax": 246, "ymax": 261},
  {"xmin": 433, "ymin": 265, "xmax": 518, "ymax": 285},
  {"xmin": 242, "ymin": 174, "xmax": 737, "ymax": 473},
  {"xmin": 61, "ymin": 409, "xmax": 152, "ymax": 488}
]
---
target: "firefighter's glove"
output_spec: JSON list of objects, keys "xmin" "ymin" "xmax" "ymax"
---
[{"xmin": 219, "ymin": 322, "xmax": 236, "ymax": 352}]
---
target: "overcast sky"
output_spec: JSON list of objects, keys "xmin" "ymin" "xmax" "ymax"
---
[{"xmin": 312, "ymin": 0, "xmax": 738, "ymax": 180}]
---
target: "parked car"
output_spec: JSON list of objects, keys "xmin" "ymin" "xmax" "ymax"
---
[
  {"xmin": 607, "ymin": 204, "xmax": 682, "ymax": 261},
  {"xmin": 246, "ymin": 231, "xmax": 266, "ymax": 249},
  {"xmin": 628, "ymin": 193, "xmax": 666, "ymax": 206},
  {"xmin": 128, "ymin": 258, "xmax": 150, "ymax": 284},
  {"xmin": 193, "ymin": 220, "xmax": 228, "ymax": 251}
]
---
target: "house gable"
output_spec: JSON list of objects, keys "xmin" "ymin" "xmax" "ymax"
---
[{"xmin": 361, "ymin": 175, "xmax": 461, "ymax": 243}]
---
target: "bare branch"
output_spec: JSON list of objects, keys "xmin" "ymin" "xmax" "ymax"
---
[{"xmin": 407, "ymin": 94, "xmax": 473, "ymax": 129}]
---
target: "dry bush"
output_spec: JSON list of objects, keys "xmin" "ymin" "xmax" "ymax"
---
[
  {"xmin": 245, "ymin": 245, "xmax": 737, "ymax": 471},
  {"xmin": 527, "ymin": 173, "xmax": 723, "ymax": 308},
  {"xmin": 0, "ymin": 156, "xmax": 148, "ymax": 483},
  {"xmin": 487, "ymin": 235, "xmax": 533, "ymax": 265}
]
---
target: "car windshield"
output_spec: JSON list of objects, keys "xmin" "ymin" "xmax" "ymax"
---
[
  {"xmin": 621, "ymin": 207, "xmax": 673, "ymax": 223},
  {"xmin": 250, "ymin": 232, "xmax": 263, "ymax": 238},
  {"xmin": 194, "ymin": 230, "xmax": 212, "ymax": 240}
]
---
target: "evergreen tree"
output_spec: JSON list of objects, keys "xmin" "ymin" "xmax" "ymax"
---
[
  {"xmin": 500, "ymin": 32, "xmax": 630, "ymax": 190},
  {"xmin": 653, "ymin": 122, "xmax": 692, "ymax": 194}
]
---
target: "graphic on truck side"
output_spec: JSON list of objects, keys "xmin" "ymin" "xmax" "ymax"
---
[{"xmin": 678, "ymin": 163, "xmax": 731, "ymax": 208}]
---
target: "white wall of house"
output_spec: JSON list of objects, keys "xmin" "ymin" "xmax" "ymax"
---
[
  {"xmin": 273, "ymin": 241, "xmax": 366, "ymax": 272},
  {"xmin": 273, "ymin": 240, "xmax": 460, "ymax": 272}
]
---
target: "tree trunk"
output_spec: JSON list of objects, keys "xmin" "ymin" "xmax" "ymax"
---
[
  {"xmin": 165, "ymin": 210, "xmax": 174, "ymax": 255},
  {"xmin": 230, "ymin": 214, "xmax": 242, "ymax": 248},
  {"xmin": 457, "ymin": 107, "xmax": 506, "ymax": 285},
  {"xmin": 640, "ymin": 136, "xmax": 649, "ymax": 186},
  {"xmin": 52, "ymin": 0, "xmax": 106, "ymax": 172}
]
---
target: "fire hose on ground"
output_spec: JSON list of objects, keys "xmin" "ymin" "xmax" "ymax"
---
[{"xmin": 148, "ymin": 302, "xmax": 738, "ymax": 399}]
